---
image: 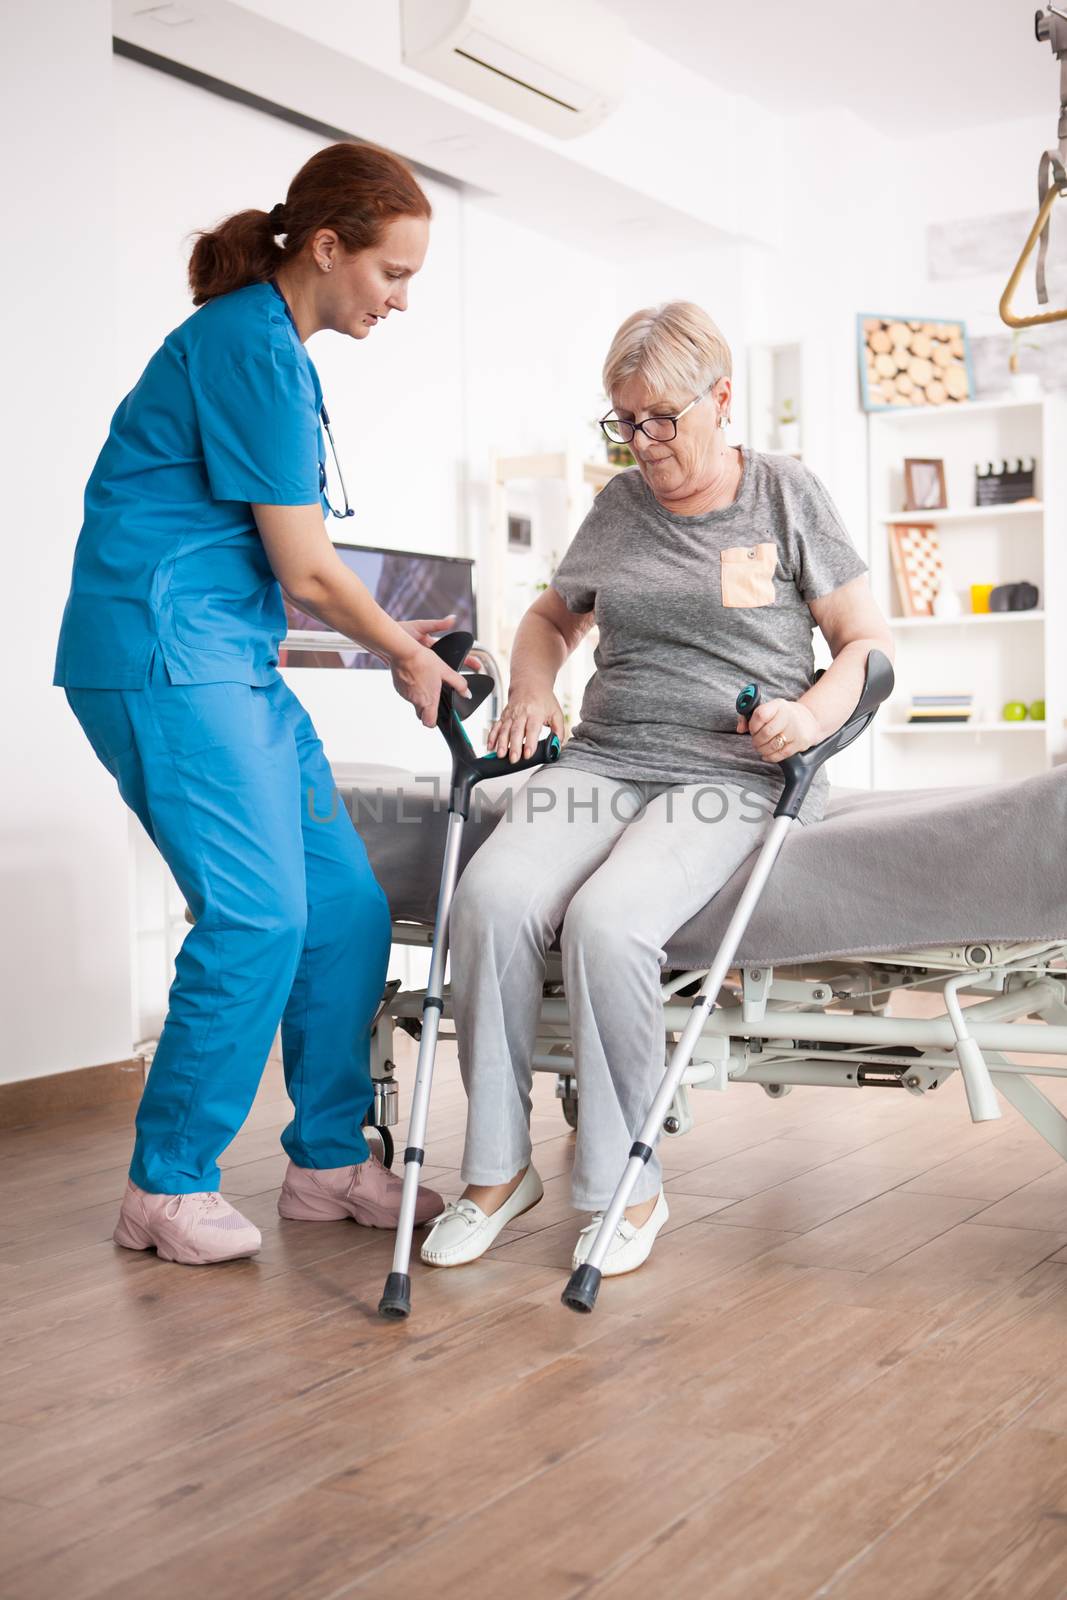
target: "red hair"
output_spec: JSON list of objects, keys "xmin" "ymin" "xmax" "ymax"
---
[{"xmin": 188, "ymin": 140, "xmax": 432, "ymax": 306}]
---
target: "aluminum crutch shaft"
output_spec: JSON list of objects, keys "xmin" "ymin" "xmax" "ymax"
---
[
  {"xmin": 562, "ymin": 813, "xmax": 795, "ymax": 1313},
  {"xmin": 378, "ymin": 810, "xmax": 466, "ymax": 1319}
]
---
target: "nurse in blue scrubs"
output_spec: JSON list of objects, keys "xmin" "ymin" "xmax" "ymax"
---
[{"xmin": 54, "ymin": 141, "xmax": 462, "ymax": 1265}]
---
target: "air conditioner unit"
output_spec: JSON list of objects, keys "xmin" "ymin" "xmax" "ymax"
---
[{"xmin": 400, "ymin": 0, "xmax": 629, "ymax": 139}]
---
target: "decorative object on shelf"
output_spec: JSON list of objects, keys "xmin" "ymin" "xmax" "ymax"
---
[
  {"xmin": 975, "ymin": 458, "xmax": 1037, "ymax": 505},
  {"xmin": 1002, "ymin": 700, "xmax": 1029, "ymax": 721},
  {"xmin": 989, "ymin": 581, "xmax": 1040, "ymax": 611},
  {"xmin": 932, "ymin": 584, "xmax": 963, "ymax": 620},
  {"xmin": 908, "ymin": 694, "xmax": 973, "ymax": 724},
  {"xmin": 532, "ymin": 549, "xmax": 561, "ymax": 595},
  {"xmin": 1008, "ymin": 331, "xmax": 1044, "ymax": 399},
  {"xmin": 858, "ymin": 314, "xmax": 973, "ymax": 411},
  {"xmin": 776, "ymin": 397, "xmax": 800, "ymax": 454},
  {"xmin": 903, "ymin": 457, "xmax": 948, "ymax": 511},
  {"xmin": 888, "ymin": 522, "xmax": 943, "ymax": 617},
  {"xmin": 1031, "ymin": 698, "xmax": 1047, "ymax": 721},
  {"xmin": 507, "ymin": 513, "xmax": 532, "ymax": 551},
  {"xmin": 969, "ymin": 583, "xmax": 995, "ymax": 614}
]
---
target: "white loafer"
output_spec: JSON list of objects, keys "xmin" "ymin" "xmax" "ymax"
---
[
  {"xmin": 571, "ymin": 1191, "xmax": 669, "ymax": 1277},
  {"xmin": 420, "ymin": 1165, "xmax": 544, "ymax": 1267}
]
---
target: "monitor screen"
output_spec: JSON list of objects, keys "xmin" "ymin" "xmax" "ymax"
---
[{"xmin": 280, "ymin": 542, "xmax": 477, "ymax": 669}]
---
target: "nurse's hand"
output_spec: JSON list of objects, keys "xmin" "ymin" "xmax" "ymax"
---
[
  {"xmin": 397, "ymin": 614, "xmax": 481, "ymax": 672},
  {"xmin": 736, "ymin": 698, "xmax": 820, "ymax": 762},
  {"xmin": 389, "ymin": 638, "xmax": 471, "ymax": 728}
]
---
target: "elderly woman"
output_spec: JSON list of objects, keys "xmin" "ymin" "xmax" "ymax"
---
[{"xmin": 421, "ymin": 301, "xmax": 893, "ymax": 1277}]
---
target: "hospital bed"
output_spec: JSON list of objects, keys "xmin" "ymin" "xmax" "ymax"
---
[{"xmin": 337, "ymin": 759, "xmax": 1067, "ymax": 1165}]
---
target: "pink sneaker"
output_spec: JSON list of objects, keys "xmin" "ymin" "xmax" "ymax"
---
[
  {"xmin": 277, "ymin": 1156, "xmax": 444, "ymax": 1230},
  {"xmin": 113, "ymin": 1179, "xmax": 262, "ymax": 1265}
]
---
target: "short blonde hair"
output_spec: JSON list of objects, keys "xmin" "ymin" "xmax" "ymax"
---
[{"xmin": 602, "ymin": 301, "xmax": 732, "ymax": 405}]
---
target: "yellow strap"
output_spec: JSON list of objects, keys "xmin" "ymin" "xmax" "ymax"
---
[{"xmin": 999, "ymin": 174, "xmax": 1067, "ymax": 328}]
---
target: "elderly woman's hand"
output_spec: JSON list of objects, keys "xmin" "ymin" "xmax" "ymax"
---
[
  {"xmin": 737, "ymin": 698, "xmax": 820, "ymax": 763},
  {"xmin": 488, "ymin": 680, "xmax": 566, "ymax": 760}
]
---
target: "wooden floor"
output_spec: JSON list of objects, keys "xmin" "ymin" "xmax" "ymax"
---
[{"xmin": 5, "ymin": 1006, "xmax": 1067, "ymax": 1600}]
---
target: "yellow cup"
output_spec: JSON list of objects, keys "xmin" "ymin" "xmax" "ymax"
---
[{"xmin": 970, "ymin": 583, "xmax": 994, "ymax": 614}]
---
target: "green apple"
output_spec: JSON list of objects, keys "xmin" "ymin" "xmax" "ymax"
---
[
  {"xmin": 1002, "ymin": 701, "xmax": 1028, "ymax": 721},
  {"xmin": 1029, "ymin": 699, "xmax": 1046, "ymax": 722}
]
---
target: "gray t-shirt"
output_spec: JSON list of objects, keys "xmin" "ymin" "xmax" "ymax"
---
[{"xmin": 549, "ymin": 447, "xmax": 868, "ymax": 825}]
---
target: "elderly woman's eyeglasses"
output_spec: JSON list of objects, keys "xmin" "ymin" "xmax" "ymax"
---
[{"xmin": 599, "ymin": 385, "xmax": 713, "ymax": 445}]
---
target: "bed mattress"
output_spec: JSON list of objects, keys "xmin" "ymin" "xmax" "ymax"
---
[{"xmin": 333, "ymin": 762, "xmax": 1067, "ymax": 965}]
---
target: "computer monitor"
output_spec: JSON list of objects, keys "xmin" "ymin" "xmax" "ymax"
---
[{"xmin": 280, "ymin": 541, "xmax": 478, "ymax": 669}]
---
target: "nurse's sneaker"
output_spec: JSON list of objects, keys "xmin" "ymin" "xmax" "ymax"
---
[
  {"xmin": 420, "ymin": 1165, "xmax": 544, "ymax": 1267},
  {"xmin": 277, "ymin": 1155, "xmax": 444, "ymax": 1230},
  {"xmin": 570, "ymin": 1192, "xmax": 670, "ymax": 1278},
  {"xmin": 113, "ymin": 1179, "xmax": 262, "ymax": 1265}
]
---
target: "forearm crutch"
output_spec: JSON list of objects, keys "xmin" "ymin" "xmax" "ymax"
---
[
  {"xmin": 379, "ymin": 631, "xmax": 560, "ymax": 1320},
  {"xmin": 561, "ymin": 649, "xmax": 895, "ymax": 1315}
]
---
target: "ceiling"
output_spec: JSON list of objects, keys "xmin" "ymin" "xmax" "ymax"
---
[{"xmin": 601, "ymin": 0, "xmax": 1057, "ymax": 137}]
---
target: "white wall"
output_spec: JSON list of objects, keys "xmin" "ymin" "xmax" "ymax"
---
[
  {"xmin": 763, "ymin": 107, "xmax": 1061, "ymax": 556},
  {"xmin": 0, "ymin": 0, "xmax": 135, "ymax": 1086}
]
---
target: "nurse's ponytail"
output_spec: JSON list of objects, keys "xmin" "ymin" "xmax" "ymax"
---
[{"xmin": 187, "ymin": 140, "xmax": 432, "ymax": 306}]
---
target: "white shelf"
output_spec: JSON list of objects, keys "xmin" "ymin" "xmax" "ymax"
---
[
  {"xmin": 871, "ymin": 396, "xmax": 1043, "ymax": 422},
  {"xmin": 866, "ymin": 392, "xmax": 1065, "ymax": 789},
  {"xmin": 582, "ymin": 459, "xmax": 628, "ymax": 491},
  {"xmin": 888, "ymin": 611, "xmax": 1045, "ymax": 629},
  {"xmin": 878, "ymin": 502, "xmax": 1042, "ymax": 525},
  {"xmin": 885, "ymin": 722, "xmax": 1047, "ymax": 735}
]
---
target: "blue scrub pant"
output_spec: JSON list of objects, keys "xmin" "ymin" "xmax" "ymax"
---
[{"xmin": 65, "ymin": 650, "xmax": 393, "ymax": 1194}]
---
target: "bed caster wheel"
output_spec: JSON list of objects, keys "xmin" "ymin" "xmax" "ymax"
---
[
  {"xmin": 761, "ymin": 1082, "xmax": 792, "ymax": 1099},
  {"xmin": 554, "ymin": 1069, "xmax": 579, "ymax": 1129},
  {"xmin": 364, "ymin": 1125, "xmax": 395, "ymax": 1168}
]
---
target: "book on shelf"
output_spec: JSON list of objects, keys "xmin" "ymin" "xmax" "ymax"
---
[{"xmin": 906, "ymin": 693, "xmax": 974, "ymax": 724}]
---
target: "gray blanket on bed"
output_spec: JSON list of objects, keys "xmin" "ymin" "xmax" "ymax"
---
[{"xmin": 334, "ymin": 762, "xmax": 1067, "ymax": 965}]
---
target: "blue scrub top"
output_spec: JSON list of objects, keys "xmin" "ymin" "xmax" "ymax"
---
[{"xmin": 53, "ymin": 279, "xmax": 328, "ymax": 689}]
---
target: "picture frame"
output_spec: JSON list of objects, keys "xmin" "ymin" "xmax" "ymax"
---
[
  {"xmin": 888, "ymin": 522, "xmax": 943, "ymax": 618},
  {"xmin": 857, "ymin": 314, "xmax": 974, "ymax": 411},
  {"xmin": 904, "ymin": 457, "xmax": 948, "ymax": 512},
  {"xmin": 507, "ymin": 513, "xmax": 532, "ymax": 551}
]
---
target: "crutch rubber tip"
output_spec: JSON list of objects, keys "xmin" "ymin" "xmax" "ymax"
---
[
  {"xmin": 561, "ymin": 1264, "xmax": 601, "ymax": 1314},
  {"xmin": 378, "ymin": 1272, "xmax": 412, "ymax": 1320}
]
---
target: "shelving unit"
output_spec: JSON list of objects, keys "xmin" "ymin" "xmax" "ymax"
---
[
  {"xmin": 486, "ymin": 451, "xmax": 624, "ymax": 729},
  {"xmin": 747, "ymin": 340, "xmax": 804, "ymax": 457},
  {"xmin": 867, "ymin": 394, "xmax": 1066, "ymax": 789}
]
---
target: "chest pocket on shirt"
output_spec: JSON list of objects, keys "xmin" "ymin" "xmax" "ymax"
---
[{"xmin": 720, "ymin": 543, "xmax": 777, "ymax": 607}]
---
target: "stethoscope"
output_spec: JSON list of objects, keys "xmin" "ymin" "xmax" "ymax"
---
[
  {"xmin": 268, "ymin": 277, "xmax": 354, "ymax": 520},
  {"xmin": 319, "ymin": 404, "xmax": 354, "ymax": 520}
]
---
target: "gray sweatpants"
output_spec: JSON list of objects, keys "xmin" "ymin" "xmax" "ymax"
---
[{"xmin": 448, "ymin": 767, "xmax": 774, "ymax": 1210}]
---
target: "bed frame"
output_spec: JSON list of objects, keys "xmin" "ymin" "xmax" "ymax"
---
[{"xmin": 369, "ymin": 930, "xmax": 1067, "ymax": 1163}]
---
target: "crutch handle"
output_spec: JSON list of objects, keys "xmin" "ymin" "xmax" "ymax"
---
[
  {"xmin": 735, "ymin": 653, "xmax": 894, "ymax": 820},
  {"xmin": 481, "ymin": 734, "xmax": 562, "ymax": 772}
]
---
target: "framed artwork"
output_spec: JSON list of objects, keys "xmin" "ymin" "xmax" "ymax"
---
[
  {"xmin": 858, "ymin": 314, "xmax": 974, "ymax": 411},
  {"xmin": 889, "ymin": 522, "xmax": 943, "ymax": 618},
  {"xmin": 507, "ymin": 513, "xmax": 532, "ymax": 550},
  {"xmin": 904, "ymin": 457, "xmax": 948, "ymax": 511}
]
